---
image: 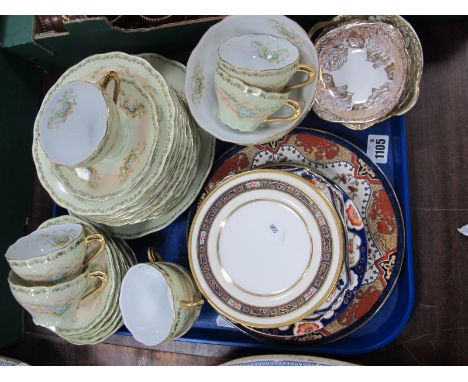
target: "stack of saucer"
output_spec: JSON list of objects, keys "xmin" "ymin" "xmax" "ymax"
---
[
  {"xmin": 33, "ymin": 52, "xmax": 215, "ymax": 239},
  {"xmin": 310, "ymin": 15, "xmax": 423, "ymax": 129},
  {"xmin": 5, "ymin": 215, "xmax": 135, "ymax": 345},
  {"xmin": 188, "ymin": 168, "xmax": 358, "ymax": 329}
]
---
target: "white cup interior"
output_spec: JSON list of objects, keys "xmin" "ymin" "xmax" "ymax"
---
[
  {"xmin": 119, "ymin": 264, "xmax": 175, "ymax": 346},
  {"xmin": 219, "ymin": 33, "xmax": 299, "ymax": 71},
  {"xmin": 39, "ymin": 81, "xmax": 109, "ymax": 166},
  {"xmin": 5, "ymin": 223, "xmax": 82, "ymax": 261}
]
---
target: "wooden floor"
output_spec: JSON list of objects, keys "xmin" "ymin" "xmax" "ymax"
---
[{"xmin": 2, "ymin": 17, "xmax": 468, "ymax": 365}]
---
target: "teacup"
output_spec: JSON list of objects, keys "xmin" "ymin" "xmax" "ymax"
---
[
  {"xmin": 218, "ymin": 33, "xmax": 315, "ymax": 92},
  {"xmin": 38, "ymin": 71, "xmax": 123, "ymax": 167},
  {"xmin": 8, "ymin": 268, "xmax": 107, "ymax": 328},
  {"xmin": 214, "ymin": 66, "xmax": 301, "ymax": 132},
  {"xmin": 119, "ymin": 248, "xmax": 203, "ymax": 346},
  {"xmin": 5, "ymin": 223, "xmax": 105, "ymax": 284}
]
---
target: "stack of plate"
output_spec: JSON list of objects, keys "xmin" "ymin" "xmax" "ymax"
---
[
  {"xmin": 190, "ymin": 127, "xmax": 404, "ymax": 344},
  {"xmin": 37, "ymin": 215, "xmax": 136, "ymax": 345},
  {"xmin": 310, "ymin": 15, "xmax": 423, "ymax": 130},
  {"xmin": 189, "ymin": 168, "xmax": 351, "ymax": 329},
  {"xmin": 33, "ymin": 52, "xmax": 215, "ymax": 239}
]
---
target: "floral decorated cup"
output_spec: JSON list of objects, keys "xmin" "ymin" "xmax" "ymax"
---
[
  {"xmin": 38, "ymin": 71, "xmax": 122, "ymax": 167},
  {"xmin": 218, "ymin": 34, "xmax": 315, "ymax": 92},
  {"xmin": 8, "ymin": 268, "xmax": 107, "ymax": 328},
  {"xmin": 119, "ymin": 248, "xmax": 203, "ymax": 347},
  {"xmin": 214, "ymin": 66, "xmax": 301, "ymax": 132},
  {"xmin": 5, "ymin": 223, "xmax": 105, "ymax": 284}
]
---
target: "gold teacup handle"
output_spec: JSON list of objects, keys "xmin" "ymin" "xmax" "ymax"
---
[
  {"xmin": 83, "ymin": 233, "xmax": 106, "ymax": 268},
  {"xmin": 180, "ymin": 299, "xmax": 204, "ymax": 308},
  {"xmin": 265, "ymin": 99, "xmax": 302, "ymax": 123},
  {"xmin": 147, "ymin": 247, "xmax": 163, "ymax": 263},
  {"xmin": 285, "ymin": 64, "xmax": 316, "ymax": 91},
  {"xmin": 79, "ymin": 270, "xmax": 107, "ymax": 307},
  {"xmin": 99, "ymin": 71, "xmax": 120, "ymax": 104}
]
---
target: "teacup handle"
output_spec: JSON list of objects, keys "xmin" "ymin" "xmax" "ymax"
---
[
  {"xmin": 265, "ymin": 99, "xmax": 302, "ymax": 123},
  {"xmin": 99, "ymin": 71, "xmax": 120, "ymax": 104},
  {"xmin": 284, "ymin": 64, "xmax": 316, "ymax": 91},
  {"xmin": 147, "ymin": 247, "xmax": 164, "ymax": 263},
  {"xmin": 180, "ymin": 299, "xmax": 204, "ymax": 308},
  {"xmin": 78, "ymin": 270, "xmax": 108, "ymax": 307},
  {"xmin": 83, "ymin": 233, "xmax": 106, "ymax": 268}
]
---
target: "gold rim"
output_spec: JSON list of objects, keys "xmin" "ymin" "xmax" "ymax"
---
[{"xmin": 187, "ymin": 169, "xmax": 344, "ymax": 328}]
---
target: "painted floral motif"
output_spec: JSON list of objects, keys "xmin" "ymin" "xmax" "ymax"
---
[
  {"xmin": 215, "ymin": 85, "xmax": 261, "ymax": 118},
  {"xmin": 251, "ymin": 40, "xmax": 290, "ymax": 64},
  {"xmin": 268, "ymin": 18, "xmax": 304, "ymax": 47},
  {"xmin": 294, "ymin": 321, "xmax": 324, "ymax": 335},
  {"xmin": 118, "ymin": 90, "xmax": 146, "ymax": 118},
  {"xmin": 191, "ymin": 63, "xmax": 205, "ymax": 104},
  {"xmin": 363, "ymin": 82, "xmax": 392, "ymax": 109},
  {"xmin": 318, "ymin": 73, "xmax": 354, "ymax": 112},
  {"xmin": 21, "ymin": 301, "xmax": 73, "ymax": 316},
  {"xmin": 314, "ymin": 22, "xmax": 409, "ymax": 124},
  {"xmin": 322, "ymin": 44, "xmax": 348, "ymax": 71},
  {"xmin": 37, "ymin": 228, "xmax": 77, "ymax": 248},
  {"xmin": 295, "ymin": 132, "xmax": 341, "ymax": 161},
  {"xmin": 47, "ymin": 89, "xmax": 77, "ymax": 130},
  {"xmin": 119, "ymin": 143, "xmax": 147, "ymax": 184},
  {"xmin": 345, "ymin": 199, "xmax": 364, "ymax": 230}
]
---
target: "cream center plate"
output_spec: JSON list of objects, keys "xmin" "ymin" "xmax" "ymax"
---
[
  {"xmin": 189, "ymin": 169, "xmax": 344, "ymax": 328},
  {"xmin": 218, "ymin": 200, "xmax": 312, "ymax": 296}
]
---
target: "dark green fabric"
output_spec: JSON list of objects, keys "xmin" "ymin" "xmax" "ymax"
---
[{"xmin": 0, "ymin": 50, "xmax": 41, "ymax": 348}]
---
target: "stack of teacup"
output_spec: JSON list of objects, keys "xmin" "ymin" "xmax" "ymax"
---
[
  {"xmin": 214, "ymin": 33, "xmax": 315, "ymax": 132},
  {"xmin": 5, "ymin": 216, "xmax": 136, "ymax": 344}
]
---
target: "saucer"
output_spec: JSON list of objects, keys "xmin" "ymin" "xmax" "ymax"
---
[
  {"xmin": 185, "ymin": 16, "xmax": 319, "ymax": 145},
  {"xmin": 313, "ymin": 21, "xmax": 409, "ymax": 129},
  {"xmin": 202, "ymin": 128, "xmax": 404, "ymax": 343},
  {"xmin": 189, "ymin": 169, "xmax": 344, "ymax": 328},
  {"xmin": 52, "ymin": 76, "xmax": 158, "ymax": 201},
  {"xmin": 309, "ymin": 15, "xmax": 423, "ymax": 120}
]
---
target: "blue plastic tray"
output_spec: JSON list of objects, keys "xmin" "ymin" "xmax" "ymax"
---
[{"xmin": 53, "ymin": 113, "xmax": 414, "ymax": 355}]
